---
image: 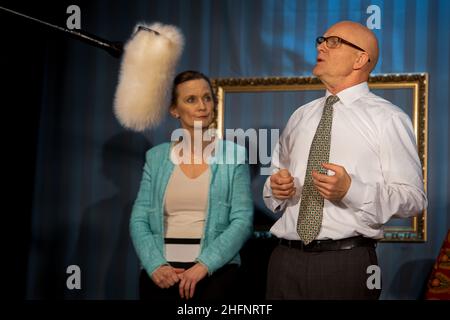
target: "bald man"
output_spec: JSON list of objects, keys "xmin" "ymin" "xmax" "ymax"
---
[{"xmin": 263, "ymin": 21, "xmax": 427, "ymax": 299}]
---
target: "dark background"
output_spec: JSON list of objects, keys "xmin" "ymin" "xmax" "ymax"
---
[{"xmin": 2, "ymin": 1, "xmax": 76, "ymax": 299}]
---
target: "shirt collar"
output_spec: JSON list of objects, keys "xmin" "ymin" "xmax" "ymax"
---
[{"xmin": 325, "ymin": 81, "xmax": 370, "ymax": 107}]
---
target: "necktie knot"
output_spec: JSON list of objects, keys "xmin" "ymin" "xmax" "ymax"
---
[{"xmin": 325, "ymin": 95, "xmax": 340, "ymax": 107}]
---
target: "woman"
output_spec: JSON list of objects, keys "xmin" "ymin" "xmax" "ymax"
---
[{"xmin": 130, "ymin": 70, "xmax": 253, "ymax": 301}]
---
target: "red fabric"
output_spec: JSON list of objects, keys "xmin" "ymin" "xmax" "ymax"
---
[{"xmin": 425, "ymin": 230, "xmax": 450, "ymax": 300}]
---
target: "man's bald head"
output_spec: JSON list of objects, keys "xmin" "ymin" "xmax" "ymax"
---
[
  {"xmin": 312, "ymin": 20, "xmax": 380, "ymax": 93},
  {"xmin": 325, "ymin": 21, "xmax": 379, "ymax": 72}
]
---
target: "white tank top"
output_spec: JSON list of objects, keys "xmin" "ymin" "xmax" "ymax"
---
[{"xmin": 164, "ymin": 165, "xmax": 210, "ymax": 239}]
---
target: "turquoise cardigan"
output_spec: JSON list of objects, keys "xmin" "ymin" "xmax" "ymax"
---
[{"xmin": 130, "ymin": 140, "xmax": 254, "ymax": 276}]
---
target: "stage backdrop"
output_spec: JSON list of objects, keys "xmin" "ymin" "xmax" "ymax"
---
[{"xmin": 23, "ymin": 0, "xmax": 449, "ymax": 299}]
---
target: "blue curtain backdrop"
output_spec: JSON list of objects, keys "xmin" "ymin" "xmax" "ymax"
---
[{"xmin": 25, "ymin": 0, "xmax": 449, "ymax": 299}]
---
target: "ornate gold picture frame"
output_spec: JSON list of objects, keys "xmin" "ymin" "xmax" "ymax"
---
[{"xmin": 212, "ymin": 73, "xmax": 428, "ymax": 242}]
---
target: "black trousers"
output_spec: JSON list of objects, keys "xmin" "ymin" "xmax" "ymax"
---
[
  {"xmin": 139, "ymin": 263, "xmax": 239, "ymax": 301},
  {"xmin": 266, "ymin": 244, "xmax": 381, "ymax": 300}
]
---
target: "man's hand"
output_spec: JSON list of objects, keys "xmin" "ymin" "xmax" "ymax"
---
[
  {"xmin": 312, "ymin": 163, "xmax": 351, "ymax": 201},
  {"xmin": 178, "ymin": 263, "xmax": 208, "ymax": 299},
  {"xmin": 151, "ymin": 265, "xmax": 185, "ymax": 289},
  {"xmin": 270, "ymin": 169, "xmax": 296, "ymax": 200}
]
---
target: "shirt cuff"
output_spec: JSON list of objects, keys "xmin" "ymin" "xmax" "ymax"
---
[
  {"xmin": 263, "ymin": 185, "xmax": 286, "ymax": 212},
  {"xmin": 341, "ymin": 175, "xmax": 381, "ymax": 227},
  {"xmin": 263, "ymin": 176, "xmax": 302, "ymax": 212},
  {"xmin": 341, "ymin": 174, "xmax": 370, "ymax": 210}
]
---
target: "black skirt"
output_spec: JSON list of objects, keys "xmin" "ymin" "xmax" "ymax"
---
[{"xmin": 139, "ymin": 262, "xmax": 239, "ymax": 301}]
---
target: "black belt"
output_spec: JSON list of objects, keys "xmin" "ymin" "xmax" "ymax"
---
[
  {"xmin": 278, "ymin": 236, "xmax": 377, "ymax": 252},
  {"xmin": 164, "ymin": 238, "xmax": 201, "ymax": 244}
]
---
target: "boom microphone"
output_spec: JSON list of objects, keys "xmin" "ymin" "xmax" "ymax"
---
[
  {"xmin": 113, "ymin": 22, "xmax": 184, "ymax": 131},
  {"xmin": 0, "ymin": 6, "xmax": 185, "ymax": 131}
]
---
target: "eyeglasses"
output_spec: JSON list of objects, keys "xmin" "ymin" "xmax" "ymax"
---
[{"xmin": 316, "ymin": 36, "xmax": 370, "ymax": 62}]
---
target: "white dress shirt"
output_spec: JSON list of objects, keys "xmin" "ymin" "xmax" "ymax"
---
[{"xmin": 263, "ymin": 82, "xmax": 427, "ymax": 240}]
